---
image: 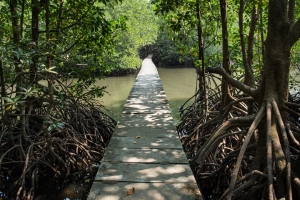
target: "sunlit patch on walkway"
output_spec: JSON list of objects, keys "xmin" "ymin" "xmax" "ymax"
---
[{"xmin": 87, "ymin": 55, "xmax": 202, "ymax": 200}]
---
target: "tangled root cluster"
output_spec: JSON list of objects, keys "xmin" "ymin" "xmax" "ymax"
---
[
  {"xmin": 0, "ymin": 79, "xmax": 116, "ymax": 199},
  {"xmin": 177, "ymin": 73, "xmax": 300, "ymax": 199}
]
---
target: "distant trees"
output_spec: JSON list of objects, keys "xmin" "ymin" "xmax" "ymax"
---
[
  {"xmin": 104, "ymin": 0, "xmax": 160, "ymax": 71},
  {"xmin": 139, "ymin": 32, "xmax": 189, "ymax": 66}
]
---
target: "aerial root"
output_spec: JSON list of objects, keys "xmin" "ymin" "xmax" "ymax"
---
[
  {"xmin": 266, "ymin": 101, "xmax": 274, "ymax": 200},
  {"xmin": 0, "ymin": 101, "xmax": 116, "ymax": 199},
  {"xmin": 229, "ymin": 170, "xmax": 267, "ymax": 198},
  {"xmin": 221, "ymin": 103, "xmax": 265, "ymax": 200},
  {"xmin": 220, "ymin": 99, "xmax": 299, "ymax": 200},
  {"xmin": 178, "ymin": 73, "xmax": 300, "ymax": 199},
  {"xmin": 292, "ymin": 172, "xmax": 300, "ymax": 196},
  {"xmin": 271, "ymin": 98, "xmax": 292, "ymax": 200},
  {"xmin": 240, "ymin": 182, "xmax": 268, "ymax": 200},
  {"xmin": 192, "ymin": 115, "xmax": 255, "ymax": 167},
  {"xmin": 219, "ymin": 99, "xmax": 293, "ymax": 200}
]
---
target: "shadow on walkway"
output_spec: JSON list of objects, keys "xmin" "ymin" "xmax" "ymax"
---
[{"xmin": 87, "ymin": 56, "xmax": 202, "ymax": 200}]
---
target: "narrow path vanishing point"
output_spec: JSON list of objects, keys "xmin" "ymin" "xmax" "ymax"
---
[{"xmin": 87, "ymin": 55, "xmax": 202, "ymax": 200}]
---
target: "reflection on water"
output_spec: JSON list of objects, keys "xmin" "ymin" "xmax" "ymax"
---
[
  {"xmin": 95, "ymin": 67, "xmax": 197, "ymax": 125},
  {"xmin": 157, "ymin": 67, "xmax": 197, "ymax": 125},
  {"xmin": 95, "ymin": 74, "xmax": 137, "ymax": 120}
]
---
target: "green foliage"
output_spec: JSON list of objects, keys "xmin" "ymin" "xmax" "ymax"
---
[
  {"xmin": 139, "ymin": 31, "xmax": 189, "ymax": 66},
  {"xmin": 0, "ymin": 0, "xmax": 162, "ymax": 120},
  {"xmin": 45, "ymin": 118, "xmax": 64, "ymax": 131},
  {"xmin": 105, "ymin": 0, "xmax": 160, "ymax": 70},
  {"xmin": 151, "ymin": 0, "xmax": 273, "ymax": 81},
  {"xmin": 2, "ymin": 96, "xmax": 25, "ymax": 111},
  {"xmin": 0, "ymin": 0, "xmax": 129, "ymax": 107},
  {"xmin": 0, "ymin": 1, "xmax": 161, "ymax": 198},
  {"xmin": 151, "ymin": 0, "xmax": 221, "ymax": 67}
]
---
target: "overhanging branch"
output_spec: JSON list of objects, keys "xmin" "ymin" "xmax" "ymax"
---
[
  {"xmin": 38, "ymin": 8, "xmax": 90, "ymax": 34},
  {"xmin": 207, "ymin": 67, "xmax": 258, "ymax": 97},
  {"xmin": 290, "ymin": 18, "xmax": 300, "ymax": 46},
  {"xmin": 288, "ymin": 0, "xmax": 295, "ymax": 23},
  {"xmin": 57, "ymin": 35, "xmax": 84, "ymax": 55}
]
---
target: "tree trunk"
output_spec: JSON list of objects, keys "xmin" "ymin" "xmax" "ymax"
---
[
  {"xmin": 259, "ymin": 0, "xmax": 294, "ymax": 198},
  {"xmin": 9, "ymin": 0, "xmax": 22, "ymax": 90},
  {"xmin": 262, "ymin": 3, "xmax": 290, "ymax": 105},
  {"xmin": 30, "ymin": 0, "xmax": 40, "ymax": 84},
  {"xmin": 219, "ymin": 0, "xmax": 231, "ymax": 109},
  {"xmin": 0, "ymin": 59, "xmax": 5, "ymax": 98},
  {"xmin": 196, "ymin": 2, "xmax": 208, "ymax": 111}
]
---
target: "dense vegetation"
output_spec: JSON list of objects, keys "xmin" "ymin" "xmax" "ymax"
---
[
  {"xmin": 0, "ymin": 0, "xmax": 162, "ymax": 199},
  {"xmin": 152, "ymin": 0, "xmax": 300, "ymax": 199},
  {"xmin": 2, "ymin": 0, "xmax": 300, "ymax": 199},
  {"xmin": 104, "ymin": 0, "xmax": 161, "ymax": 75}
]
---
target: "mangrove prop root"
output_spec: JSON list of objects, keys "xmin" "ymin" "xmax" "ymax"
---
[
  {"xmin": 0, "ymin": 92, "xmax": 116, "ymax": 199},
  {"xmin": 177, "ymin": 73, "xmax": 300, "ymax": 199},
  {"xmin": 266, "ymin": 101, "xmax": 274, "ymax": 200},
  {"xmin": 271, "ymin": 98, "xmax": 292, "ymax": 200}
]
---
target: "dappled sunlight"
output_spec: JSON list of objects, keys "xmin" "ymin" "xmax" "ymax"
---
[
  {"xmin": 126, "ymin": 158, "xmax": 156, "ymax": 162},
  {"xmin": 116, "ymin": 113, "xmax": 174, "ymax": 129},
  {"xmin": 89, "ymin": 182, "xmax": 200, "ymax": 200},
  {"xmin": 108, "ymin": 136, "xmax": 182, "ymax": 149},
  {"xmin": 103, "ymin": 148, "xmax": 186, "ymax": 163},
  {"xmin": 96, "ymin": 163, "xmax": 195, "ymax": 183},
  {"xmin": 150, "ymin": 140, "xmax": 164, "ymax": 147},
  {"xmin": 123, "ymin": 104, "xmax": 152, "ymax": 110},
  {"xmin": 138, "ymin": 165, "xmax": 187, "ymax": 178},
  {"xmin": 88, "ymin": 55, "xmax": 201, "ymax": 199},
  {"xmin": 113, "ymin": 127, "xmax": 178, "ymax": 139}
]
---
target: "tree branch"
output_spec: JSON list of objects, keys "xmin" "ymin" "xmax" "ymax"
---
[
  {"xmin": 57, "ymin": 35, "xmax": 84, "ymax": 54},
  {"xmin": 285, "ymin": 101, "xmax": 300, "ymax": 108},
  {"xmin": 288, "ymin": 0, "xmax": 295, "ymax": 23},
  {"xmin": 283, "ymin": 106, "xmax": 300, "ymax": 117},
  {"xmin": 286, "ymin": 124, "xmax": 300, "ymax": 148},
  {"xmin": 38, "ymin": 21, "xmax": 80, "ymax": 34},
  {"xmin": 56, "ymin": 0, "xmax": 64, "ymax": 38},
  {"xmin": 238, "ymin": 0, "xmax": 249, "ymax": 83},
  {"xmin": 246, "ymin": 6, "xmax": 257, "ymax": 87},
  {"xmin": 207, "ymin": 67, "xmax": 258, "ymax": 97},
  {"xmin": 259, "ymin": 0, "xmax": 265, "ymax": 64},
  {"xmin": 289, "ymin": 18, "xmax": 300, "ymax": 46},
  {"xmin": 0, "ymin": 59, "xmax": 6, "ymax": 98},
  {"xmin": 38, "ymin": 7, "xmax": 90, "ymax": 34},
  {"xmin": 219, "ymin": 0, "xmax": 231, "ymax": 108}
]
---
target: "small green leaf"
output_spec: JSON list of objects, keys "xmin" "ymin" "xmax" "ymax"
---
[{"xmin": 2, "ymin": 97, "xmax": 14, "ymax": 103}]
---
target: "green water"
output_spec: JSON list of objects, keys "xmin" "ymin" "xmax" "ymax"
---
[
  {"xmin": 157, "ymin": 67, "xmax": 197, "ymax": 124},
  {"xmin": 96, "ymin": 67, "xmax": 197, "ymax": 124},
  {"xmin": 95, "ymin": 74, "xmax": 137, "ymax": 119}
]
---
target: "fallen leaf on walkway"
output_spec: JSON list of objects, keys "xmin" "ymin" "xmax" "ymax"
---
[
  {"xmin": 135, "ymin": 135, "xmax": 140, "ymax": 139},
  {"xmin": 126, "ymin": 187, "xmax": 135, "ymax": 195}
]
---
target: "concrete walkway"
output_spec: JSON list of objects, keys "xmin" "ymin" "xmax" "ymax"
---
[{"xmin": 87, "ymin": 56, "xmax": 202, "ymax": 200}]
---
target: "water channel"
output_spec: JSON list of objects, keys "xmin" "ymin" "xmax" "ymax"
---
[{"xmin": 97, "ymin": 66, "xmax": 197, "ymax": 124}]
